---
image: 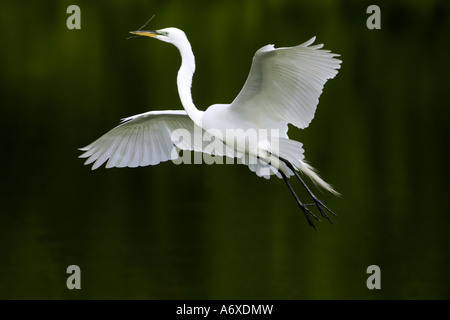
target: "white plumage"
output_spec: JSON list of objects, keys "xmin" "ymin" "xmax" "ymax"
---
[{"xmin": 79, "ymin": 27, "xmax": 342, "ymax": 229}]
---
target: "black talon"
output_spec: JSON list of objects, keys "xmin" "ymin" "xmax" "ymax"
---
[
  {"xmin": 291, "ymin": 169, "xmax": 336, "ymax": 224},
  {"xmin": 278, "ymin": 157, "xmax": 336, "ymax": 229},
  {"xmin": 279, "ymin": 170, "xmax": 320, "ymax": 231}
]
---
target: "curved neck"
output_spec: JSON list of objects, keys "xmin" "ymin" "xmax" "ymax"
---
[{"xmin": 175, "ymin": 41, "xmax": 203, "ymax": 126}]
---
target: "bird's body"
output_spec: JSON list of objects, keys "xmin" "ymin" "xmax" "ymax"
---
[{"xmin": 80, "ymin": 27, "xmax": 342, "ymax": 229}]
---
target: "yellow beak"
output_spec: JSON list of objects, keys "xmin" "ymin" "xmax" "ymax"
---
[{"xmin": 129, "ymin": 30, "xmax": 159, "ymax": 37}]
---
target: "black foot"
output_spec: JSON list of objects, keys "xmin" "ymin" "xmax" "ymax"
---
[
  {"xmin": 278, "ymin": 157, "xmax": 337, "ymax": 230},
  {"xmin": 280, "ymin": 171, "xmax": 321, "ymax": 231}
]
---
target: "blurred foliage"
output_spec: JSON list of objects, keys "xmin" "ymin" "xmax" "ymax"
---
[{"xmin": 1, "ymin": 0, "xmax": 449, "ymax": 299}]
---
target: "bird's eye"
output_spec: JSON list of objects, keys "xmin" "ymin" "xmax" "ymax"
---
[{"xmin": 158, "ymin": 31, "xmax": 169, "ymax": 37}]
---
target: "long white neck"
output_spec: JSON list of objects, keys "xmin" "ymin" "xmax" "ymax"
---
[{"xmin": 175, "ymin": 40, "xmax": 203, "ymax": 126}]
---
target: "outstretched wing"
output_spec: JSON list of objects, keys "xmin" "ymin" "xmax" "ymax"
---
[
  {"xmin": 228, "ymin": 37, "xmax": 341, "ymax": 129},
  {"xmin": 79, "ymin": 110, "xmax": 209, "ymax": 170}
]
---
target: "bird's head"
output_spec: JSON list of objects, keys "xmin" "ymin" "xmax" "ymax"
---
[{"xmin": 129, "ymin": 27, "xmax": 187, "ymax": 45}]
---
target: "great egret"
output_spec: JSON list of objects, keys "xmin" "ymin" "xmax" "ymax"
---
[{"xmin": 79, "ymin": 27, "xmax": 342, "ymax": 230}]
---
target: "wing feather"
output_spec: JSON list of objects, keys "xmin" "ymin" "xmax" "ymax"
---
[
  {"xmin": 229, "ymin": 37, "xmax": 341, "ymax": 129},
  {"xmin": 79, "ymin": 110, "xmax": 213, "ymax": 169}
]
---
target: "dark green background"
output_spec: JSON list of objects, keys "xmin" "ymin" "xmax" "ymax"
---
[{"xmin": 1, "ymin": 0, "xmax": 449, "ymax": 299}]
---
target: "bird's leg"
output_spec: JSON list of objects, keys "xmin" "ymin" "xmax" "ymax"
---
[
  {"xmin": 280, "ymin": 158, "xmax": 336, "ymax": 224},
  {"xmin": 279, "ymin": 170, "xmax": 320, "ymax": 231},
  {"xmin": 294, "ymin": 169, "xmax": 336, "ymax": 224}
]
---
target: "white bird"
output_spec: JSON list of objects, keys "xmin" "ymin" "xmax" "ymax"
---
[{"xmin": 79, "ymin": 27, "xmax": 342, "ymax": 230}]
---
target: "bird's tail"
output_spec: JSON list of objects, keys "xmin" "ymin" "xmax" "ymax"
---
[
  {"xmin": 276, "ymin": 138, "xmax": 340, "ymax": 196},
  {"xmin": 298, "ymin": 160, "xmax": 340, "ymax": 196}
]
